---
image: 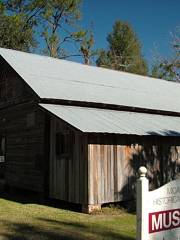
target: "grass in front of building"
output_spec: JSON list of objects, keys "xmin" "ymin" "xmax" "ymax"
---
[{"xmin": 0, "ymin": 197, "xmax": 136, "ymax": 240}]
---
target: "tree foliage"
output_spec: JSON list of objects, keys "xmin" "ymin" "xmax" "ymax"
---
[
  {"xmin": 96, "ymin": 20, "xmax": 148, "ymax": 75},
  {"xmin": 151, "ymin": 27, "xmax": 180, "ymax": 81},
  {"xmin": 39, "ymin": 0, "xmax": 82, "ymax": 58},
  {"xmin": 0, "ymin": 0, "xmax": 95, "ymax": 63},
  {"xmin": 0, "ymin": 3, "xmax": 36, "ymax": 51}
]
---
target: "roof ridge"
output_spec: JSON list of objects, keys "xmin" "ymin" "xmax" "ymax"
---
[
  {"xmin": 1, "ymin": 47, "xmax": 180, "ymax": 114},
  {"xmin": 0, "ymin": 47, "xmax": 178, "ymax": 84}
]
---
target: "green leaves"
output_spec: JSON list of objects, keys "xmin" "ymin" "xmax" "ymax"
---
[
  {"xmin": 151, "ymin": 27, "xmax": 180, "ymax": 81},
  {"xmin": 97, "ymin": 20, "xmax": 148, "ymax": 76},
  {"xmin": 1, "ymin": 0, "xmax": 95, "ymax": 63},
  {"xmin": 0, "ymin": 11, "xmax": 36, "ymax": 51},
  {"xmin": 1, "ymin": 0, "xmax": 94, "ymax": 63},
  {"xmin": 79, "ymin": 29, "xmax": 95, "ymax": 65},
  {"xmin": 73, "ymin": 30, "xmax": 86, "ymax": 39}
]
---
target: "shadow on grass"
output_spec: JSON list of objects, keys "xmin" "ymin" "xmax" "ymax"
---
[
  {"xmin": 0, "ymin": 218, "xmax": 135, "ymax": 240},
  {"xmin": 0, "ymin": 187, "xmax": 82, "ymax": 213},
  {"xmin": 37, "ymin": 217, "xmax": 135, "ymax": 240}
]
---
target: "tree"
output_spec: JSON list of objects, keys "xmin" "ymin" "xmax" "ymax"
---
[
  {"xmin": 96, "ymin": 20, "xmax": 148, "ymax": 75},
  {"xmin": 151, "ymin": 27, "xmax": 180, "ymax": 81},
  {"xmin": 0, "ymin": 4, "xmax": 36, "ymax": 51},
  {"xmin": 40, "ymin": 0, "xmax": 82, "ymax": 58},
  {"xmin": 1, "ymin": 0, "xmax": 95, "ymax": 64},
  {"xmin": 79, "ymin": 29, "xmax": 95, "ymax": 65}
]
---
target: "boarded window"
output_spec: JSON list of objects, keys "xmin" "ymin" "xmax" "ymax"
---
[
  {"xmin": 56, "ymin": 132, "xmax": 74, "ymax": 158},
  {"xmin": 56, "ymin": 133, "xmax": 66, "ymax": 157},
  {"xmin": 0, "ymin": 136, "xmax": 5, "ymax": 162}
]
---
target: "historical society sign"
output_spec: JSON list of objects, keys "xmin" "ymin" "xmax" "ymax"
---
[{"xmin": 136, "ymin": 167, "xmax": 180, "ymax": 240}]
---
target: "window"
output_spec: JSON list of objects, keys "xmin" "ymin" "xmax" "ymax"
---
[
  {"xmin": 55, "ymin": 131, "xmax": 74, "ymax": 158},
  {"xmin": 56, "ymin": 133, "xmax": 66, "ymax": 157},
  {"xmin": 0, "ymin": 136, "xmax": 5, "ymax": 162}
]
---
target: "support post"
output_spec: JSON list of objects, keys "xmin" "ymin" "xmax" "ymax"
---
[
  {"xmin": 82, "ymin": 204, "xmax": 101, "ymax": 214},
  {"xmin": 136, "ymin": 166, "xmax": 149, "ymax": 240}
]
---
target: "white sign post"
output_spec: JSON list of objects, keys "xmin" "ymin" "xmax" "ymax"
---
[{"xmin": 137, "ymin": 166, "xmax": 180, "ymax": 240}]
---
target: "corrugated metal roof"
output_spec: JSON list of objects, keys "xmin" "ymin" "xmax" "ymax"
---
[
  {"xmin": 1, "ymin": 47, "xmax": 180, "ymax": 113},
  {"xmin": 39, "ymin": 104, "xmax": 180, "ymax": 136}
]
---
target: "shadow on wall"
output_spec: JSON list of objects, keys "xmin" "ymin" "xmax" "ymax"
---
[{"xmin": 120, "ymin": 130, "xmax": 180, "ymax": 204}]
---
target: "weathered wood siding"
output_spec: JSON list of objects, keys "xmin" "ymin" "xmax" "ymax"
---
[
  {"xmin": 0, "ymin": 103, "xmax": 46, "ymax": 192},
  {"xmin": 88, "ymin": 134, "xmax": 180, "ymax": 205},
  {"xmin": 0, "ymin": 56, "xmax": 46, "ymax": 192},
  {"xmin": 49, "ymin": 117, "xmax": 88, "ymax": 204},
  {"xmin": 0, "ymin": 57, "xmax": 37, "ymax": 109}
]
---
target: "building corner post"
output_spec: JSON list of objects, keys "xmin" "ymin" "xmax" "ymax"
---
[{"xmin": 136, "ymin": 166, "xmax": 149, "ymax": 240}]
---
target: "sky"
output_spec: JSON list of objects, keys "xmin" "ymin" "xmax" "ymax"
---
[{"xmin": 80, "ymin": 0, "xmax": 180, "ymax": 68}]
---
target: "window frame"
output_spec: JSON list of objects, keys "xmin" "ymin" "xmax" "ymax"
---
[{"xmin": 55, "ymin": 131, "xmax": 74, "ymax": 159}]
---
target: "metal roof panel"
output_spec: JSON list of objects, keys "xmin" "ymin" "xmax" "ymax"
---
[
  {"xmin": 39, "ymin": 104, "xmax": 180, "ymax": 136},
  {"xmin": 1, "ymin": 48, "xmax": 180, "ymax": 113}
]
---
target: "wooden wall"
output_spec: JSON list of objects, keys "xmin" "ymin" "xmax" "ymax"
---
[
  {"xmin": 0, "ymin": 57, "xmax": 37, "ymax": 109},
  {"xmin": 0, "ymin": 56, "xmax": 45, "ymax": 192},
  {"xmin": 49, "ymin": 117, "xmax": 88, "ymax": 204},
  {"xmin": 88, "ymin": 134, "xmax": 180, "ymax": 205},
  {"xmin": 0, "ymin": 103, "xmax": 46, "ymax": 192}
]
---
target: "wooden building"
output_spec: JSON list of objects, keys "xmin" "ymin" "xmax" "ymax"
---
[{"xmin": 0, "ymin": 48, "xmax": 180, "ymax": 213}]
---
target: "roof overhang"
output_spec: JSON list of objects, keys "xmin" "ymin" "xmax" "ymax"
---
[{"xmin": 39, "ymin": 104, "xmax": 180, "ymax": 136}]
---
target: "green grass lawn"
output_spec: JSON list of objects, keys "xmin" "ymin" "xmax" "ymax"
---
[{"xmin": 0, "ymin": 198, "xmax": 136, "ymax": 240}]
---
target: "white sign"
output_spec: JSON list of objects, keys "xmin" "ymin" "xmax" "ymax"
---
[{"xmin": 136, "ymin": 167, "xmax": 180, "ymax": 240}]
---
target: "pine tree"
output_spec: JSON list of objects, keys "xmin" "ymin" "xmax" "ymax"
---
[
  {"xmin": 97, "ymin": 20, "xmax": 148, "ymax": 75},
  {"xmin": 0, "ymin": 0, "xmax": 94, "ymax": 63},
  {"xmin": 0, "ymin": 3, "xmax": 36, "ymax": 51}
]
